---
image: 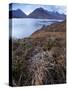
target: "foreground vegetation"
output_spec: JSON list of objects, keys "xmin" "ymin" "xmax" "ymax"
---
[{"xmin": 12, "ymin": 20, "xmax": 66, "ymax": 86}]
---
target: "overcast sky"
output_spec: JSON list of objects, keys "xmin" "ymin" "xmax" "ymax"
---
[{"xmin": 10, "ymin": 3, "xmax": 66, "ymax": 15}]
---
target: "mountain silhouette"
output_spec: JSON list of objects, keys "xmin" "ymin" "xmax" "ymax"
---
[
  {"xmin": 9, "ymin": 9, "xmax": 27, "ymax": 18},
  {"xmin": 9, "ymin": 7, "xmax": 65, "ymax": 19},
  {"xmin": 28, "ymin": 7, "xmax": 65, "ymax": 19}
]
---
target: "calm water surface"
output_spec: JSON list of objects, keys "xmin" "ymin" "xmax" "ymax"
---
[{"xmin": 9, "ymin": 18, "xmax": 63, "ymax": 39}]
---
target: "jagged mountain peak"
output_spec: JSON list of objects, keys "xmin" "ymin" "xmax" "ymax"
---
[
  {"xmin": 35, "ymin": 7, "xmax": 45, "ymax": 11},
  {"xmin": 28, "ymin": 7, "xmax": 65, "ymax": 19}
]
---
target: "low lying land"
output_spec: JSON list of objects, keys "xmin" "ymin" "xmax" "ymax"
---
[{"xmin": 11, "ymin": 20, "xmax": 66, "ymax": 86}]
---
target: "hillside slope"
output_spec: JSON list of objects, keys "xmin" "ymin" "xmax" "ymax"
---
[
  {"xmin": 31, "ymin": 20, "xmax": 66, "ymax": 38},
  {"xmin": 11, "ymin": 20, "xmax": 66, "ymax": 86}
]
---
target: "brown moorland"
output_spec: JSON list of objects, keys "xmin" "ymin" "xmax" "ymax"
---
[{"xmin": 12, "ymin": 20, "xmax": 66, "ymax": 86}]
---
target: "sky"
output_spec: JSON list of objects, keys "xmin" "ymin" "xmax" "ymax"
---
[{"xmin": 10, "ymin": 3, "xmax": 66, "ymax": 15}]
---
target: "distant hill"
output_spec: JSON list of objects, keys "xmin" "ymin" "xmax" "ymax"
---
[
  {"xmin": 9, "ymin": 7, "xmax": 66, "ymax": 19},
  {"xmin": 28, "ymin": 7, "xmax": 65, "ymax": 19},
  {"xmin": 31, "ymin": 20, "xmax": 66, "ymax": 38},
  {"xmin": 9, "ymin": 9, "xmax": 27, "ymax": 18}
]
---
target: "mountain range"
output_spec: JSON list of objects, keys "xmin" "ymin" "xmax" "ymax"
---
[{"xmin": 9, "ymin": 7, "xmax": 66, "ymax": 19}]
